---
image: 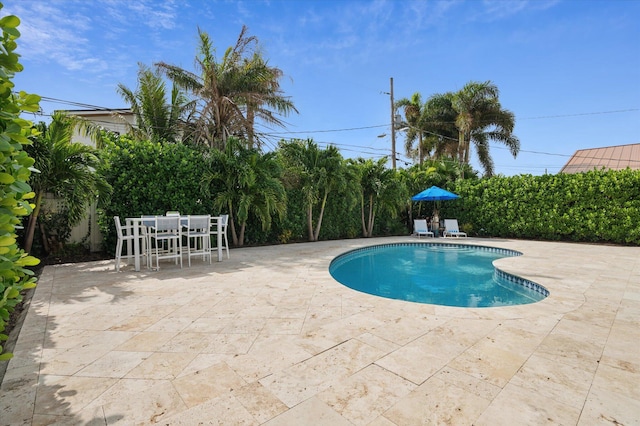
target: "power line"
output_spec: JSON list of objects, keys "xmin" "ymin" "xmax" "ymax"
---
[
  {"xmin": 35, "ymin": 94, "xmax": 640, "ymax": 167},
  {"xmin": 266, "ymin": 124, "xmax": 388, "ymax": 135},
  {"xmin": 520, "ymin": 108, "xmax": 639, "ymax": 120},
  {"xmin": 39, "ymin": 96, "xmax": 126, "ymax": 111}
]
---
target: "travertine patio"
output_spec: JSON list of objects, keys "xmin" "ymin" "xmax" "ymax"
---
[{"xmin": 1, "ymin": 237, "xmax": 639, "ymax": 425}]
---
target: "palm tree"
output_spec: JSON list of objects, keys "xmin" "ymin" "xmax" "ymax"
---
[
  {"xmin": 23, "ymin": 112, "xmax": 112, "ymax": 252},
  {"xmin": 396, "ymin": 92, "xmax": 462, "ymax": 165},
  {"xmin": 116, "ymin": 63, "xmax": 191, "ymax": 143},
  {"xmin": 349, "ymin": 157, "xmax": 405, "ymax": 237},
  {"xmin": 202, "ymin": 137, "xmax": 286, "ymax": 246},
  {"xmin": 278, "ymin": 139, "xmax": 346, "ymax": 242},
  {"xmin": 421, "ymin": 93, "xmax": 460, "ymax": 160},
  {"xmin": 396, "ymin": 92, "xmax": 425, "ymax": 164},
  {"xmin": 156, "ymin": 26, "xmax": 297, "ymax": 149},
  {"xmin": 452, "ymin": 81, "xmax": 519, "ymax": 176}
]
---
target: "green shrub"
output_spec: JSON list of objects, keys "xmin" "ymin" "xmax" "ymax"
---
[
  {"xmin": 0, "ymin": 6, "xmax": 40, "ymax": 360},
  {"xmin": 98, "ymin": 135, "xmax": 213, "ymax": 254},
  {"xmin": 443, "ymin": 169, "xmax": 640, "ymax": 245}
]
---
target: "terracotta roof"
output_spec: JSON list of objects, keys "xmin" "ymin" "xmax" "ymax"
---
[{"xmin": 560, "ymin": 143, "xmax": 640, "ymax": 173}]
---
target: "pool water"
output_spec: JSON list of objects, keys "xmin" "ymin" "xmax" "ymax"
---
[{"xmin": 329, "ymin": 243, "xmax": 547, "ymax": 308}]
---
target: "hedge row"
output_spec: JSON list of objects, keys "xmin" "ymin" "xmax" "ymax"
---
[
  {"xmin": 97, "ymin": 135, "xmax": 640, "ymax": 251},
  {"xmin": 97, "ymin": 136, "xmax": 403, "ymax": 254},
  {"xmin": 443, "ymin": 169, "xmax": 640, "ymax": 245}
]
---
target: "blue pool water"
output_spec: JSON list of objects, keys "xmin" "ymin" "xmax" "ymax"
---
[{"xmin": 329, "ymin": 243, "xmax": 548, "ymax": 308}]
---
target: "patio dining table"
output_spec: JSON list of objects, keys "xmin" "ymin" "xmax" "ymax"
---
[{"xmin": 125, "ymin": 215, "xmax": 224, "ymax": 271}]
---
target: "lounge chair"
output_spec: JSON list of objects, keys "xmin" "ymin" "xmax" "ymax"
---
[
  {"xmin": 443, "ymin": 219, "xmax": 467, "ymax": 237},
  {"xmin": 413, "ymin": 219, "xmax": 434, "ymax": 238}
]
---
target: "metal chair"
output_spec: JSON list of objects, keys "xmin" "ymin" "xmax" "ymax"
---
[
  {"xmin": 186, "ymin": 215, "xmax": 212, "ymax": 266},
  {"xmin": 148, "ymin": 215, "xmax": 183, "ymax": 270},
  {"xmin": 219, "ymin": 214, "xmax": 230, "ymax": 258},
  {"xmin": 210, "ymin": 214, "xmax": 230, "ymax": 259},
  {"xmin": 114, "ymin": 216, "xmax": 140, "ymax": 271}
]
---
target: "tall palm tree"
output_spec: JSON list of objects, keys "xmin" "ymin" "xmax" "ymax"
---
[
  {"xmin": 452, "ymin": 81, "xmax": 519, "ymax": 176},
  {"xmin": 116, "ymin": 63, "xmax": 190, "ymax": 143},
  {"xmin": 396, "ymin": 92, "xmax": 461, "ymax": 165},
  {"xmin": 156, "ymin": 26, "xmax": 297, "ymax": 149},
  {"xmin": 421, "ymin": 93, "xmax": 460, "ymax": 160},
  {"xmin": 278, "ymin": 139, "xmax": 346, "ymax": 242},
  {"xmin": 23, "ymin": 112, "xmax": 112, "ymax": 252},
  {"xmin": 396, "ymin": 92, "xmax": 425, "ymax": 164}
]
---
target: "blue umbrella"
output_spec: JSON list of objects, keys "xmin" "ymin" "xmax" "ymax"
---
[
  {"xmin": 411, "ymin": 186, "xmax": 460, "ymax": 201},
  {"xmin": 411, "ymin": 186, "xmax": 460, "ymax": 237}
]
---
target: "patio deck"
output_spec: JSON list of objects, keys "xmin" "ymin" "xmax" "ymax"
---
[{"xmin": 1, "ymin": 237, "xmax": 639, "ymax": 425}]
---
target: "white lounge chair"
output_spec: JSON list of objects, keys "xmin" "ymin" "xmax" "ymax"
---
[
  {"xmin": 413, "ymin": 219, "xmax": 434, "ymax": 238},
  {"xmin": 443, "ymin": 219, "xmax": 467, "ymax": 237}
]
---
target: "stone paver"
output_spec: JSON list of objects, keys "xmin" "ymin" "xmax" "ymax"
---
[{"xmin": 1, "ymin": 237, "xmax": 639, "ymax": 425}]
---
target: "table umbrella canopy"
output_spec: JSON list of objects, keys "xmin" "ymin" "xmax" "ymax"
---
[{"xmin": 411, "ymin": 185, "xmax": 460, "ymax": 201}]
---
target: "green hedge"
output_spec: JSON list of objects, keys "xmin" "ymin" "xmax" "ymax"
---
[
  {"xmin": 443, "ymin": 169, "xmax": 640, "ymax": 245},
  {"xmin": 97, "ymin": 136, "xmax": 640, "ymax": 249},
  {"xmin": 97, "ymin": 136, "xmax": 404, "ymax": 252},
  {"xmin": 98, "ymin": 136, "xmax": 213, "ymax": 254}
]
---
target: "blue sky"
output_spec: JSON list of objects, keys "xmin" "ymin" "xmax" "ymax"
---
[{"xmin": 6, "ymin": 0, "xmax": 640, "ymax": 175}]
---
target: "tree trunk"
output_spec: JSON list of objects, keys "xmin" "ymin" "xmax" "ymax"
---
[
  {"xmin": 238, "ymin": 222, "xmax": 245, "ymax": 247},
  {"xmin": 464, "ymin": 138, "xmax": 471, "ymax": 164},
  {"xmin": 39, "ymin": 221, "xmax": 50, "ymax": 254},
  {"xmin": 23, "ymin": 191, "xmax": 44, "ymax": 253},
  {"xmin": 247, "ymin": 107, "xmax": 255, "ymax": 149},
  {"xmin": 457, "ymin": 132, "xmax": 466, "ymax": 163},
  {"xmin": 360, "ymin": 194, "xmax": 367, "ymax": 237},
  {"xmin": 367, "ymin": 210, "xmax": 376, "ymax": 237},
  {"xmin": 307, "ymin": 204, "xmax": 315, "ymax": 241},
  {"xmin": 312, "ymin": 190, "xmax": 328, "ymax": 241},
  {"xmin": 229, "ymin": 212, "xmax": 239, "ymax": 246},
  {"xmin": 366, "ymin": 194, "xmax": 374, "ymax": 237}
]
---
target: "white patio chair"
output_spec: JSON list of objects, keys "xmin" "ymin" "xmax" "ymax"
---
[
  {"xmin": 211, "ymin": 214, "xmax": 230, "ymax": 259},
  {"xmin": 413, "ymin": 219, "xmax": 434, "ymax": 238},
  {"xmin": 148, "ymin": 215, "xmax": 183, "ymax": 270},
  {"xmin": 114, "ymin": 216, "xmax": 141, "ymax": 271},
  {"xmin": 443, "ymin": 219, "xmax": 467, "ymax": 237},
  {"xmin": 186, "ymin": 215, "xmax": 212, "ymax": 266},
  {"xmin": 220, "ymin": 214, "xmax": 230, "ymax": 258}
]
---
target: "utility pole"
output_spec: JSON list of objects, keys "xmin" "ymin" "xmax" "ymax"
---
[{"xmin": 390, "ymin": 77, "xmax": 396, "ymax": 169}]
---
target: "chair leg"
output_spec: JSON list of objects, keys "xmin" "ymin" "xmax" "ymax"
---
[
  {"xmin": 115, "ymin": 240, "xmax": 123, "ymax": 271},
  {"xmin": 223, "ymin": 233, "xmax": 230, "ymax": 259}
]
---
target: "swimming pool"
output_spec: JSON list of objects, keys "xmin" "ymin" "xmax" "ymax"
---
[{"xmin": 329, "ymin": 243, "xmax": 548, "ymax": 308}]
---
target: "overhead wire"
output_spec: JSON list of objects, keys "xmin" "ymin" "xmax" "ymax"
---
[{"xmin": 34, "ymin": 95, "xmax": 639, "ymax": 167}]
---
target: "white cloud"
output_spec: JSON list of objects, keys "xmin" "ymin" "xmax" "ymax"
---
[
  {"xmin": 6, "ymin": 2, "xmax": 93, "ymax": 67},
  {"xmin": 479, "ymin": 0, "xmax": 561, "ymax": 21},
  {"xmin": 4, "ymin": 0, "xmax": 180, "ymax": 76},
  {"xmin": 103, "ymin": 0, "xmax": 179, "ymax": 30}
]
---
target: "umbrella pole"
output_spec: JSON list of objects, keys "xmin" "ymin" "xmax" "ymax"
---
[{"xmin": 433, "ymin": 201, "xmax": 440, "ymax": 237}]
